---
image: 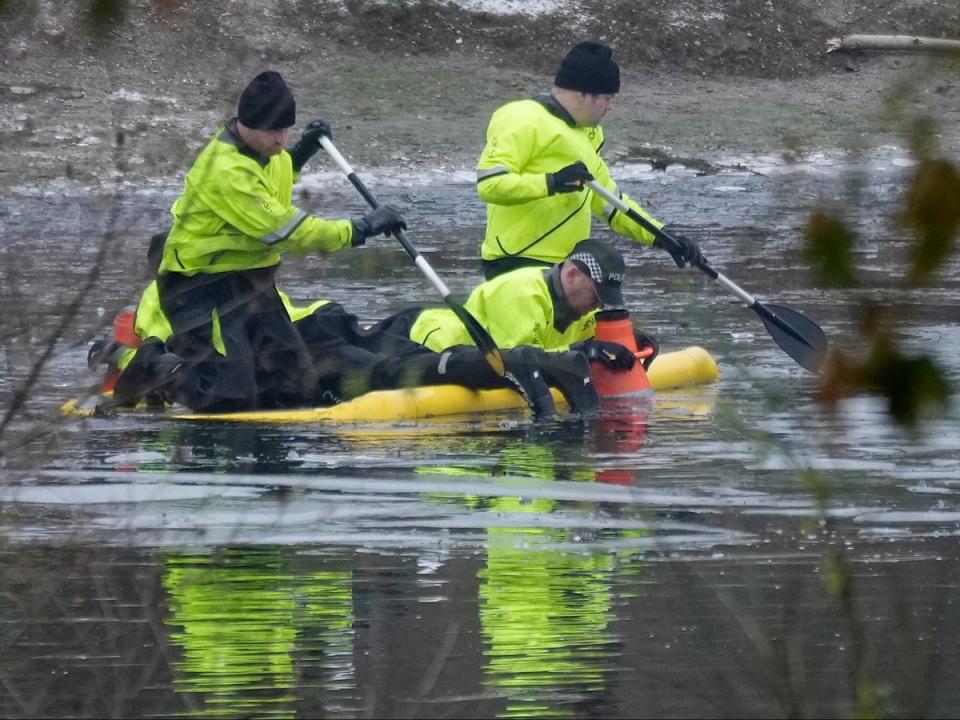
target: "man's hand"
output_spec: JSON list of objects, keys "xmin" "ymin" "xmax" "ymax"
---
[
  {"xmin": 288, "ymin": 119, "xmax": 333, "ymax": 172},
  {"xmin": 654, "ymin": 227, "xmax": 705, "ymax": 268},
  {"xmin": 351, "ymin": 205, "xmax": 407, "ymax": 246},
  {"xmin": 573, "ymin": 339, "xmax": 636, "ymax": 370},
  {"xmin": 301, "ymin": 119, "xmax": 332, "ymax": 145},
  {"xmin": 546, "ymin": 161, "xmax": 593, "ymax": 195}
]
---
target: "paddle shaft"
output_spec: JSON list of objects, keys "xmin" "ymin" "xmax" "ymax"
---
[
  {"xmin": 585, "ymin": 179, "xmax": 815, "ymax": 349},
  {"xmin": 320, "ymin": 136, "xmax": 452, "ymax": 298},
  {"xmin": 319, "ymin": 136, "xmax": 507, "ymax": 378}
]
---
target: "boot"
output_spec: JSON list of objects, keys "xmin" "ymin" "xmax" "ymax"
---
[
  {"xmin": 501, "ymin": 346, "xmax": 556, "ymax": 419},
  {"xmin": 533, "ymin": 349, "xmax": 601, "ymax": 417},
  {"xmin": 112, "ymin": 337, "xmax": 185, "ymax": 408},
  {"xmin": 369, "ymin": 345, "xmax": 557, "ymax": 419}
]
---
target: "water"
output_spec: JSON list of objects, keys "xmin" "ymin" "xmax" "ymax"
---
[{"xmin": 1, "ymin": 152, "xmax": 959, "ymax": 717}]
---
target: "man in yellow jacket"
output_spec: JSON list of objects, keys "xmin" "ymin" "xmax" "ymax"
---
[
  {"xmin": 373, "ymin": 238, "xmax": 658, "ymax": 411},
  {"xmin": 101, "ymin": 233, "xmax": 579, "ymax": 417},
  {"xmin": 106, "ymin": 276, "xmax": 571, "ymax": 415},
  {"xmin": 400, "ymin": 238, "xmax": 654, "ymax": 366},
  {"xmin": 476, "ymin": 41, "xmax": 704, "ymax": 279},
  {"xmin": 129, "ymin": 71, "xmax": 406, "ymax": 412}
]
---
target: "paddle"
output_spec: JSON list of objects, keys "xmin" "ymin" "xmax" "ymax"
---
[
  {"xmin": 318, "ymin": 136, "xmax": 506, "ymax": 377},
  {"xmin": 586, "ymin": 179, "xmax": 828, "ymax": 373}
]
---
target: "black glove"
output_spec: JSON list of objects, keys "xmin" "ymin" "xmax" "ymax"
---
[
  {"xmin": 350, "ymin": 204, "xmax": 407, "ymax": 246},
  {"xmin": 502, "ymin": 346, "xmax": 556, "ymax": 418},
  {"xmin": 546, "ymin": 161, "xmax": 593, "ymax": 195},
  {"xmin": 572, "ymin": 339, "xmax": 636, "ymax": 370},
  {"xmin": 653, "ymin": 226, "xmax": 705, "ymax": 268},
  {"xmin": 288, "ymin": 119, "xmax": 333, "ymax": 172},
  {"xmin": 633, "ymin": 331, "xmax": 660, "ymax": 371},
  {"xmin": 87, "ymin": 339, "xmax": 125, "ymax": 370}
]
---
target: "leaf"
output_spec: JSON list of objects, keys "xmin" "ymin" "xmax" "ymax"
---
[
  {"xmin": 899, "ymin": 159, "xmax": 960, "ymax": 284},
  {"xmin": 823, "ymin": 549, "xmax": 850, "ymax": 597},
  {"xmin": 861, "ymin": 335, "xmax": 952, "ymax": 427},
  {"xmin": 817, "ymin": 349, "xmax": 861, "ymax": 410},
  {"xmin": 801, "ymin": 470, "xmax": 830, "ymax": 510},
  {"xmin": 819, "ymin": 330, "xmax": 952, "ymax": 429},
  {"xmin": 803, "ymin": 211, "xmax": 860, "ymax": 287},
  {"xmin": 855, "ymin": 674, "xmax": 887, "ymax": 720},
  {"xmin": 907, "ymin": 114, "xmax": 939, "ymax": 160}
]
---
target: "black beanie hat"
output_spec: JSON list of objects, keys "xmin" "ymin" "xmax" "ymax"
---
[
  {"xmin": 237, "ymin": 71, "xmax": 296, "ymax": 130},
  {"xmin": 554, "ymin": 41, "xmax": 620, "ymax": 95}
]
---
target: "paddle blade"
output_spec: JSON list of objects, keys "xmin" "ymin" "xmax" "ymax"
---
[
  {"xmin": 447, "ymin": 300, "xmax": 506, "ymax": 376},
  {"xmin": 756, "ymin": 303, "xmax": 828, "ymax": 373}
]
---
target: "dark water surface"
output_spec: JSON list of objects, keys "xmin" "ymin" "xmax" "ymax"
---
[{"xmin": 1, "ymin": 156, "xmax": 959, "ymax": 717}]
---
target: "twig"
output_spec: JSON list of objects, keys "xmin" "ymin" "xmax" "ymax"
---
[{"xmin": 827, "ymin": 34, "xmax": 960, "ymax": 54}]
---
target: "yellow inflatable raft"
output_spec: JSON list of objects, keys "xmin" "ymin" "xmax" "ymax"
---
[{"xmin": 61, "ymin": 346, "xmax": 718, "ymax": 424}]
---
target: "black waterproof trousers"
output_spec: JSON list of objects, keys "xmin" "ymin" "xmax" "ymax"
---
[
  {"xmin": 158, "ymin": 266, "xmax": 318, "ymax": 412},
  {"xmin": 293, "ymin": 303, "xmax": 515, "ymax": 403}
]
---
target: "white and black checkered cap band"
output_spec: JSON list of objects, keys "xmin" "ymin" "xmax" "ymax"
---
[{"xmin": 569, "ymin": 252, "xmax": 603, "ymax": 284}]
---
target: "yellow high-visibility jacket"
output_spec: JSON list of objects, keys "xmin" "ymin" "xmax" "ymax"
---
[
  {"xmin": 160, "ymin": 121, "xmax": 353, "ymax": 276},
  {"xmin": 410, "ymin": 267, "xmax": 595, "ymax": 352},
  {"xmin": 476, "ymin": 96, "xmax": 663, "ymax": 265}
]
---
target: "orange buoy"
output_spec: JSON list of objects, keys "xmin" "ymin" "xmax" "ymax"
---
[
  {"xmin": 113, "ymin": 311, "xmax": 141, "ymax": 348},
  {"xmin": 589, "ymin": 309, "xmax": 653, "ymax": 398}
]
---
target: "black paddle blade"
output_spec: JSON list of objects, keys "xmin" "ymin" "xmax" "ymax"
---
[
  {"xmin": 756, "ymin": 303, "xmax": 828, "ymax": 374},
  {"xmin": 447, "ymin": 300, "xmax": 506, "ymax": 376}
]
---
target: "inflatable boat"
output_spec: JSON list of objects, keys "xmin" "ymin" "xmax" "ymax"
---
[{"xmin": 61, "ymin": 345, "xmax": 718, "ymax": 424}]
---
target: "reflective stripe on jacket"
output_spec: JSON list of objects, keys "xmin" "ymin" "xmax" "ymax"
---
[
  {"xmin": 476, "ymin": 97, "xmax": 663, "ymax": 265},
  {"xmin": 410, "ymin": 267, "xmax": 595, "ymax": 352},
  {"xmin": 160, "ymin": 122, "xmax": 353, "ymax": 276}
]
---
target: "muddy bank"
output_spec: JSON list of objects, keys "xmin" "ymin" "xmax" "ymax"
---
[{"xmin": 1, "ymin": 1, "xmax": 959, "ymax": 188}]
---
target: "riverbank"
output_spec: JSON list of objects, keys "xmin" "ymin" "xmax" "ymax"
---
[{"xmin": 1, "ymin": 1, "xmax": 959, "ymax": 189}]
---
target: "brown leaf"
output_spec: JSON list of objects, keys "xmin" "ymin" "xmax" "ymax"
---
[
  {"xmin": 817, "ymin": 349, "xmax": 862, "ymax": 410},
  {"xmin": 861, "ymin": 335, "xmax": 952, "ymax": 427},
  {"xmin": 899, "ymin": 159, "xmax": 960, "ymax": 284}
]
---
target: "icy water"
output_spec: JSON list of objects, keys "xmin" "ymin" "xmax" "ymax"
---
[{"xmin": 1, "ymin": 152, "xmax": 959, "ymax": 717}]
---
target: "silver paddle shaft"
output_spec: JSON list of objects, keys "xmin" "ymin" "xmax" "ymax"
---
[
  {"xmin": 319, "ymin": 135, "xmax": 452, "ymax": 298},
  {"xmin": 585, "ymin": 179, "xmax": 757, "ymax": 308}
]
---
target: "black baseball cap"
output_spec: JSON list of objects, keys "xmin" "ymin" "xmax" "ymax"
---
[{"xmin": 568, "ymin": 238, "xmax": 626, "ymax": 308}]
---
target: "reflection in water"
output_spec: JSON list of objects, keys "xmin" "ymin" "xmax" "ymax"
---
[
  {"xmin": 68, "ymin": 419, "xmax": 308, "ymax": 475},
  {"xmin": 417, "ymin": 434, "xmax": 650, "ymax": 718},
  {"xmin": 480, "ymin": 526, "xmax": 625, "ymax": 718},
  {"xmin": 163, "ymin": 548, "xmax": 355, "ymax": 718},
  {"xmin": 153, "ymin": 480, "xmax": 645, "ymax": 719},
  {"xmin": 594, "ymin": 398, "xmax": 652, "ymax": 486}
]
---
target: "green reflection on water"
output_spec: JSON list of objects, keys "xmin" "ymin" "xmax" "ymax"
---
[
  {"xmin": 424, "ymin": 438, "xmax": 648, "ymax": 718},
  {"xmin": 480, "ymin": 517, "xmax": 627, "ymax": 718},
  {"xmin": 163, "ymin": 548, "xmax": 354, "ymax": 718},
  {"xmin": 155, "ymin": 426, "xmax": 652, "ymax": 717}
]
